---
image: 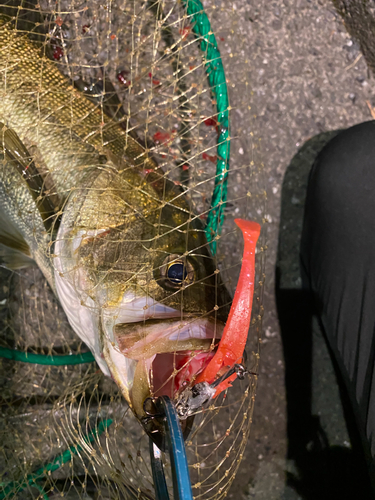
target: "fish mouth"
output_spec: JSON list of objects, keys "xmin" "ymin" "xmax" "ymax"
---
[{"xmin": 99, "ymin": 315, "xmax": 223, "ymax": 417}]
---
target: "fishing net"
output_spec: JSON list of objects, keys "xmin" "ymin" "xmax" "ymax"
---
[{"xmin": 0, "ymin": 0, "xmax": 266, "ymax": 498}]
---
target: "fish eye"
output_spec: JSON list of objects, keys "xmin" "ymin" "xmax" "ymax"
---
[
  {"xmin": 159, "ymin": 254, "xmax": 195, "ymax": 289},
  {"xmin": 167, "ymin": 262, "xmax": 187, "ymax": 284}
]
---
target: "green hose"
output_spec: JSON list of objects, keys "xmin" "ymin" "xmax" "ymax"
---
[
  {"xmin": 184, "ymin": 0, "xmax": 230, "ymax": 255},
  {"xmin": 0, "ymin": 346, "xmax": 95, "ymax": 365},
  {"xmin": 0, "ymin": 419, "xmax": 113, "ymax": 499}
]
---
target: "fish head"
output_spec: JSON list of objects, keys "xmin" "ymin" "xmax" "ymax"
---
[{"xmin": 54, "ymin": 165, "xmax": 231, "ymax": 421}]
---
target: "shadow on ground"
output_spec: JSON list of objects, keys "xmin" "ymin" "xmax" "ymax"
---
[{"xmin": 276, "ymin": 131, "xmax": 374, "ymax": 499}]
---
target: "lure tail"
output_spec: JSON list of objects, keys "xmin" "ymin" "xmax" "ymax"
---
[{"xmin": 195, "ymin": 218, "xmax": 261, "ymax": 396}]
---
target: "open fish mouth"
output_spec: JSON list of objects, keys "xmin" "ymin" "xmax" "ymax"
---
[
  {"xmin": 53, "ymin": 224, "xmax": 226, "ymax": 418},
  {"xmin": 99, "ymin": 315, "xmax": 224, "ymax": 417}
]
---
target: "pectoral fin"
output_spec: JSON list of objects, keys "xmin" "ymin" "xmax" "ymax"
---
[
  {"xmin": 0, "ymin": 244, "xmax": 35, "ymax": 270},
  {"xmin": 0, "ymin": 210, "xmax": 30, "ymax": 255},
  {"xmin": 0, "ymin": 211, "xmax": 33, "ymax": 269},
  {"xmin": 0, "ymin": 123, "xmax": 59, "ymax": 232}
]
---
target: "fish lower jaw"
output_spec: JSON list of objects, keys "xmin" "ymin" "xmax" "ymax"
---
[{"xmin": 102, "ymin": 318, "xmax": 223, "ymax": 418}]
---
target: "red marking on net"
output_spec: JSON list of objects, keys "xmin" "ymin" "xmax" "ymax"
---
[
  {"xmin": 195, "ymin": 218, "xmax": 261, "ymax": 396},
  {"xmin": 204, "ymin": 117, "xmax": 217, "ymax": 127},
  {"xmin": 204, "ymin": 116, "xmax": 219, "ymax": 133},
  {"xmin": 182, "ymin": 164, "xmax": 189, "ymax": 171},
  {"xmin": 82, "ymin": 24, "xmax": 90, "ymax": 34},
  {"xmin": 153, "ymin": 131, "xmax": 173, "ymax": 145},
  {"xmin": 202, "ymin": 152, "xmax": 217, "ymax": 163},
  {"xmin": 148, "ymin": 73, "xmax": 160, "ymax": 85},
  {"xmin": 179, "ymin": 26, "xmax": 191, "ymax": 40},
  {"xmin": 55, "ymin": 16, "xmax": 63, "ymax": 27},
  {"xmin": 117, "ymin": 71, "xmax": 131, "ymax": 87},
  {"xmin": 53, "ymin": 47, "xmax": 63, "ymax": 60}
]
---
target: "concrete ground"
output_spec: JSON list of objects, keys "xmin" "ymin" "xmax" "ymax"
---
[{"xmin": 234, "ymin": 0, "xmax": 375, "ymax": 498}]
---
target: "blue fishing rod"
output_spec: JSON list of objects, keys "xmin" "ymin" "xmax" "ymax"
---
[{"xmin": 149, "ymin": 397, "xmax": 193, "ymax": 500}]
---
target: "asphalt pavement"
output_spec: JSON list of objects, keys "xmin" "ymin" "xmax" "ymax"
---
[{"xmin": 226, "ymin": 0, "xmax": 375, "ymax": 498}]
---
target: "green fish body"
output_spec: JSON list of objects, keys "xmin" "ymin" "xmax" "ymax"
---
[{"xmin": 0, "ymin": 14, "xmax": 230, "ymax": 418}]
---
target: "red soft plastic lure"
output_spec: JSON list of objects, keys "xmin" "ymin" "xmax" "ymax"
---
[{"xmin": 195, "ymin": 218, "xmax": 261, "ymax": 396}]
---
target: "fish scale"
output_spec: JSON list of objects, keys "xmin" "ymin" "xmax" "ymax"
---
[{"xmin": 0, "ymin": 15, "xmax": 150, "ymax": 164}]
